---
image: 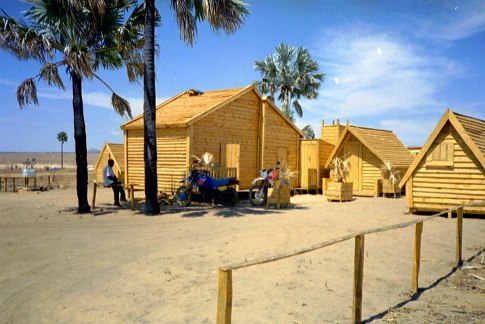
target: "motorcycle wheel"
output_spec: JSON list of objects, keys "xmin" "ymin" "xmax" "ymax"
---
[
  {"xmin": 248, "ymin": 185, "xmax": 266, "ymax": 206},
  {"xmin": 175, "ymin": 186, "xmax": 192, "ymax": 207},
  {"xmin": 222, "ymin": 187, "xmax": 238, "ymax": 207}
]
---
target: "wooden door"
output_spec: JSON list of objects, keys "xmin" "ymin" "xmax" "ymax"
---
[
  {"xmin": 277, "ymin": 147, "xmax": 288, "ymax": 164},
  {"xmin": 225, "ymin": 144, "xmax": 240, "ymax": 179},
  {"xmin": 345, "ymin": 143, "xmax": 361, "ymax": 191}
]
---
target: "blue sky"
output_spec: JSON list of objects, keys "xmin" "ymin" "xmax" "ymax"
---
[{"xmin": 0, "ymin": 0, "xmax": 484, "ymax": 152}]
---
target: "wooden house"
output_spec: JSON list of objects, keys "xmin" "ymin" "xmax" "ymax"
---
[
  {"xmin": 120, "ymin": 85, "xmax": 303, "ymax": 192},
  {"xmin": 399, "ymin": 109, "xmax": 485, "ymax": 214},
  {"xmin": 299, "ymin": 120, "xmax": 344, "ymax": 191},
  {"xmin": 94, "ymin": 143, "xmax": 125, "ymax": 184},
  {"xmin": 324, "ymin": 125, "xmax": 414, "ymax": 196}
]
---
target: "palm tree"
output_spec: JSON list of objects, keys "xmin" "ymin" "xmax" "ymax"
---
[
  {"xmin": 57, "ymin": 131, "xmax": 68, "ymax": 169},
  {"xmin": 254, "ymin": 43, "xmax": 325, "ymax": 119},
  {"xmin": 0, "ymin": 1, "xmax": 145, "ymax": 213},
  {"xmin": 302, "ymin": 125, "xmax": 315, "ymax": 139},
  {"xmin": 141, "ymin": 0, "xmax": 249, "ymax": 215}
]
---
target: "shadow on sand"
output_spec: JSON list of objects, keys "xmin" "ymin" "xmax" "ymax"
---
[{"xmin": 363, "ymin": 247, "xmax": 485, "ymax": 323}]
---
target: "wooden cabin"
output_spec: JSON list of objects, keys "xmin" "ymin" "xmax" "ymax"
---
[
  {"xmin": 120, "ymin": 85, "xmax": 303, "ymax": 192},
  {"xmin": 399, "ymin": 109, "xmax": 485, "ymax": 214},
  {"xmin": 94, "ymin": 143, "xmax": 125, "ymax": 184},
  {"xmin": 324, "ymin": 125, "xmax": 414, "ymax": 196},
  {"xmin": 299, "ymin": 120, "xmax": 344, "ymax": 192},
  {"xmin": 407, "ymin": 146, "xmax": 422, "ymax": 157}
]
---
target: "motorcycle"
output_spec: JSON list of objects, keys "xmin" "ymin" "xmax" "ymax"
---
[
  {"xmin": 175, "ymin": 168, "xmax": 239, "ymax": 207},
  {"xmin": 248, "ymin": 167, "xmax": 279, "ymax": 206}
]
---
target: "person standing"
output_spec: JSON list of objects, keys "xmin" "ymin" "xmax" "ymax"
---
[{"xmin": 103, "ymin": 159, "xmax": 127, "ymax": 206}]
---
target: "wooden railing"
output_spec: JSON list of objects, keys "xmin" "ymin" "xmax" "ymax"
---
[{"xmin": 216, "ymin": 200, "xmax": 485, "ymax": 324}]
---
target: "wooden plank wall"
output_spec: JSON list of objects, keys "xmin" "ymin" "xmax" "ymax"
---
[
  {"xmin": 125, "ymin": 128, "xmax": 188, "ymax": 193},
  {"xmin": 362, "ymin": 146, "xmax": 382, "ymax": 194},
  {"xmin": 410, "ymin": 126, "xmax": 485, "ymax": 214},
  {"xmin": 95, "ymin": 147, "xmax": 124, "ymax": 184},
  {"xmin": 263, "ymin": 104, "xmax": 300, "ymax": 187},
  {"xmin": 191, "ymin": 91, "xmax": 260, "ymax": 189}
]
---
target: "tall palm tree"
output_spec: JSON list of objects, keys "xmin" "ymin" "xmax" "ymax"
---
[
  {"xmin": 141, "ymin": 0, "xmax": 249, "ymax": 215},
  {"xmin": 254, "ymin": 43, "xmax": 325, "ymax": 119},
  {"xmin": 57, "ymin": 131, "xmax": 68, "ymax": 169},
  {"xmin": 0, "ymin": 0, "xmax": 145, "ymax": 213}
]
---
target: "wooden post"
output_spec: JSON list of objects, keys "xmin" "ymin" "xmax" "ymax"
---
[
  {"xmin": 92, "ymin": 181, "xmax": 97, "ymax": 209},
  {"xmin": 216, "ymin": 268, "xmax": 233, "ymax": 324},
  {"xmin": 411, "ymin": 221, "xmax": 423, "ymax": 293},
  {"xmin": 352, "ymin": 234, "xmax": 365, "ymax": 324},
  {"xmin": 447, "ymin": 211, "xmax": 452, "ymax": 219},
  {"xmin": 12, "ymin": 178, "xmax": 16, "ymax": 192},
  {"xmin": 129, "ymin": 184, "xmax": 135, "ymax": 211},
  {"xmin": 455, "ymin": 207, "xmax": 463, "ymax": 266}
]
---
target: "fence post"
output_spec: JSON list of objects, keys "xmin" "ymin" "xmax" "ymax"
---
[
  {"xmin": 92, "ymin": 181, "xmax": 97, "ymax": 209},
  {"xmin": 455, "ymin": 207, "xmax": 463, "ymax": 266},
  {"xmin": 217, "ymin": 268, "xmax": 233, "ymax": 324},
  {"xmin": 352, "ymin": 234, "xmax": 365, "ymax": 324},
  {"xmin": 411, "ymin": 221, "xmax": 423, "ymax": 293}
]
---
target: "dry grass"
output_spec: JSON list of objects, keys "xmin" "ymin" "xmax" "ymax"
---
[{"xmin": 0, "ymin": 152, "xmax": 99, "ymax": 173}]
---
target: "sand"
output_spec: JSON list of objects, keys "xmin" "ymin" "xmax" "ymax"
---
[{"xmin": 0, "ymin": 187, "xmax": 484, "ymax": 323}]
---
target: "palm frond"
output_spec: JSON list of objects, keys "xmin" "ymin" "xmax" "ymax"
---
[
  {"xmin": 111, "ymin": 92, "xmax": 132, "ymax": 119},
  {"xmin": 330, "ymin": 157, "xmax": 350, "ymax": 182},
  {"xmin": 39, "ymin": 63, "xmax": 66, "ymax": 90},
  {"xmin": 381, "ymin": 161, "xmax": 402, "ymax": 186},
  {"xmin": 16, "ymin": 78, "xmax": 38, "ymax": 107},
  {"xmin": 274, "ymin": 161, "xmax": 297, "ymax": 188}
]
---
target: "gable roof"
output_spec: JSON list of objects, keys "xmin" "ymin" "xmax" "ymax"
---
[
  {"xmin": 94, "ymin": 142, "xmax": 125, "ymax": 172},
  {"xmin": 324, "ymin": 125, "xmax": 414, "ymax": 169},
  {"xmin": 120, "ymin": 84, "xmax": 302, "ymax": 135},
  {"xmin": 399, "ymin": 108, "xmax": 485, "ymax": 188}
]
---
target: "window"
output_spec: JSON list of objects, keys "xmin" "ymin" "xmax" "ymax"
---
[{"xmin": 426, "ymin": 142, "xmax": 454, "ymax": 167}]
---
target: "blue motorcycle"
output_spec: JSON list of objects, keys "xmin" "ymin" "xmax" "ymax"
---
[{"xmin": 175, "ymin": 169, "xmax": 239, "ymax": 207}]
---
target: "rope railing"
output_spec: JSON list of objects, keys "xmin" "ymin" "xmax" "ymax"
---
[{"xmin": 216, "ymin": 200, "xmax": 485, "ymax": 324}]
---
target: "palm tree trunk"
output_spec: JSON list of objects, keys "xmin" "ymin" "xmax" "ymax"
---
[
  {"xmin": 143, "ymin": 0, "xmax": 160, "ymax": 215},
  {"xmin": 72, "ymin": 72, "xmax": 91, "ymax": 213},
  {"xmin": 61, "ymin": 142, "xmax": 64, "ymax": 169}
]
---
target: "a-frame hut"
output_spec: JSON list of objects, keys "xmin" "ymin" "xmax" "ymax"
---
[
  {"xmin": 94, "ymin": 143, "xmax": 125, "ymax": 184},
  {"xmin": 324, "ymin": 125, "xmax": 414, "ymax": 196},
  {"xmin": 121, "ymin": 85, "xmax": 303, "ymax": 192},
  {"xmin": 399, "ymin": 109, "xmax": 485, "ymax": 214}
]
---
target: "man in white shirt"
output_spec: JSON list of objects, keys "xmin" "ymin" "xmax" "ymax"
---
[{"xmin": 103, "ymin": 159, "xmax": 127, "ymax": 206}]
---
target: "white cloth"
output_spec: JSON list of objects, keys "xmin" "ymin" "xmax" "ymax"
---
[{"xmin": 103, "ymin": 165, "xmax": 116, "ymax": 187}]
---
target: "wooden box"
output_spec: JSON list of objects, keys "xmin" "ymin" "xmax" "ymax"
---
[
  {"xmin": 267, "ymin": 186, "xmax": 290, "ymax": 208},
  {"xmin": 382, "ymin": 179, "xmax": 399, "ymax": 198},
  {"xmin": 326, "ymin": 182, "xmax": 353, "ymax": 202}
]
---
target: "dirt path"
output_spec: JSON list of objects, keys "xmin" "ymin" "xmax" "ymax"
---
[{"xmin": 0, "ymin": 188, "xmax": 484, "ymax": 323}]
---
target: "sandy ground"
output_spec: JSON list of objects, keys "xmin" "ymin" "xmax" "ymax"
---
[{"xmin": 0, "ymin": 187, "xmax": 484, "ymax": 323}]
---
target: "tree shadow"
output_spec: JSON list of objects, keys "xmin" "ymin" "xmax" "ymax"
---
[{"xmin": 363, "ymin": 247, "xmax": 485, "ymax": 323}]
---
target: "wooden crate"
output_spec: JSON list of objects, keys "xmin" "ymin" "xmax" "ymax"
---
[
  {"xmin": 326, "ymin": 182, "xmax": 353, "ymax": 202},
  {"xmin": 267, "ymin": 186, "xmax": 290, "ymax": 208}
]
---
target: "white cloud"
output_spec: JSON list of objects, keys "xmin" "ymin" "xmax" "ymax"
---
[
  {"xmin": 307, "ymin": 28, "xmax": 461, "ymax": 121},
  {"xmin": 0, "ymin": 78, "xmax": 18, "ymax": 87},
  {"xmin": 379, "ymin": 118, "xmax": 438, "ymax": 147},
  {"xmin": 415, "ymin": 1, "xmax": 485, "ymax": 41}
]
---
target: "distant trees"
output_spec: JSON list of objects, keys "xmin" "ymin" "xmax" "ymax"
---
[{"xmin": 57, "ymin": 131, "xmax": 68, "ymax": 169}]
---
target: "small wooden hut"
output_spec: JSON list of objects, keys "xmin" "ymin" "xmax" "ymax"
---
[
  {"xmin": 94, "ymin": 143, "xmax": 125, "ymax": 184},
  {"xmin": 299, "ymin": 120, "xmax": 344, "ymax": 192},
  {"xmin": 324, "ymin": 125, "xmax": 414, "ymax": 196},
  {"xmin": 121, "ymin": 85, "xmax": 302, "ymax": 192},
  {"xmin": 399, "ymin": 109, "xmax": 485, "ymax": 214}
]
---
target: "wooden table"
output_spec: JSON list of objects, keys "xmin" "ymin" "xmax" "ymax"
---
[{"xmin": 1, "ymin": 176, "xmax": 37, "ymax": 192}]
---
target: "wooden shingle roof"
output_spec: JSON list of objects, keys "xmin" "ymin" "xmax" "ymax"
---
[
  {"xmin": 324, "ymin": 125, "xmax": 414, "ymax": 169},
  {"xmin": 399, "ymin": 109, "xmax": 485, "ymax": 188},
  {"xmin": 120, "ymin": 84, "xmax": 306, "ymax": 135}
]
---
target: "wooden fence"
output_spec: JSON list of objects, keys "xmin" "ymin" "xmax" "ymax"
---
[{"xmin": 216, "ymin": 200, "xmax": 485, "ymax": 324}]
